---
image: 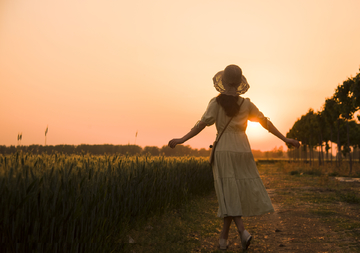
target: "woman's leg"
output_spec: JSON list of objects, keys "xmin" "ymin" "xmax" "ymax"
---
[
  {"xmin": 233, "ymin": 216, "xmax": 252, "ymax": 249},
  {"xmin": 219, "ymin": 216, "xmax": 233, "ymax": 239},
  {"xmin": 233, "ymin": 216, "xmax": 245, "ymax": 234}
]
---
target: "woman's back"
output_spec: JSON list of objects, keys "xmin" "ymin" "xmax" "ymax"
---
[{"xmin": 200, "ymin": 96, "xmax": 268, "ymax": 153}]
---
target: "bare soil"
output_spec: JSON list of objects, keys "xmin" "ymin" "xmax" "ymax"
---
[{"xmin": 194, "ymin": 189, "xmax": 343, "ymax": 252}]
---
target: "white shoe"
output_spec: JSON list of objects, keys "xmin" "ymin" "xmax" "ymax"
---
[
  {"xmin": 241, "ymin": 230, "xmax": 252, "ymax": 250},
  {"xmin": 219, "ymin": 238, "xmax": 229, "ymax": 250}
]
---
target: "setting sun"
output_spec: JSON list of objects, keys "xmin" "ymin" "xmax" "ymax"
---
[
  {"xmin": 245, "ymin": 120, "xmax": 272, "ymax": 150},
  {"xmin": 247, "ymin": 121, "xmax": 264, "ymax": 137},
  {"xmin": 247, "ymin": 121, "xmax": 261, "ymax": 129}
]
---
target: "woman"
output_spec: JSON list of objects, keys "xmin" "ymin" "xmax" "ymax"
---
[{"xmin": 168, "ymin": 64, "xmax": 300, "ymax": 250}]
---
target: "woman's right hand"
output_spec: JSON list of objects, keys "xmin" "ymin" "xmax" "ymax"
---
[
  {"xmin": 168, "ymin": 138, "xmax": 184, "ymax": 149},
  {"xmin": 286, "ymin": 138, "xmax": 300, "ymax": 148}
]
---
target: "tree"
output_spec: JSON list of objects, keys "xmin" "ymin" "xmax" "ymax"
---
[
  {"xmin": 323, "ymin": 98, "xmax": 339, "ymax": 165},
  {"xmin": 286, "ymin": 118, "xmax": 304, "ymax": 161},
  {"xmin": 286, "ymin": 109, "xmax": 318, "ymax": 164},
  {"xmin": 303, "ymin": 109, "xmax": 319, "ymax": 165},
  {"xmin": 323, "ymin": 96, "xmax": 343, "ymax": 166},
  {"xmin": 350, "ymin": 69, "xmax": 360, "ymax": 107},
  {"xmin": 334, "ymin": 78, "xmax": 358, "ymax": 173},
  {"xmin": 315, "ymin": 110, "xmax": 327, "ymax": 165}
]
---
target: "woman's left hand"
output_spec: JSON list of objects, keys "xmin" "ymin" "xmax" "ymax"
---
[
  {"xmin": 286, "ymin": 138, "xmax": 300, "ymax": 148},
  {"xmin": 168, "ymin": 138, "xmax": 184, "ymax": 149}
]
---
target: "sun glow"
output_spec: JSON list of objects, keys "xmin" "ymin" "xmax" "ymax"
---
[
  {"xmin": 247, "ymin": 121, "xmax": 261, "ymax": 129},
  {"xmin": 246, "ymin": 120, "xmax": 267, "ymax": 141}
]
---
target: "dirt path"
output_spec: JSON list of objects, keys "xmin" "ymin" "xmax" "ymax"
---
[
  {"xmin": 194, "ymin": 188, "xmax": 342, "ymax": 253},
  {"xmin": 124, "ymin": 165, "xmax": 360, "ymax": 253}
]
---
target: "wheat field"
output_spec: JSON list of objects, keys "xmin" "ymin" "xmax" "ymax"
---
[{"xmin": 0, "ymin": 152, "xmax": 213, "ymax": 252}]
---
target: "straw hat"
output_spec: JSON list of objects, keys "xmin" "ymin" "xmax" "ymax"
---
[{"xmin": 213, "ymin": 65, "xmax": 250, "ymax": 96}]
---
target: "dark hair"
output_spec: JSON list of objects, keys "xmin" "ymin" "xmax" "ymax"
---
[{"xmin": 216, "ymin": 94, "xmax": 240, "ymax": 117}]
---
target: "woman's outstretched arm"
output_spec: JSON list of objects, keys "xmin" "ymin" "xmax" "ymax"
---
[
  {"xmin": 168, "ymin": 121, "xmax": 207, "ymax": 148},
  {"xmin": 261, "ymin": 120, "xmax": 300, "ymax": 148}
]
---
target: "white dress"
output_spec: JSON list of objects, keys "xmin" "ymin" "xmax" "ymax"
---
[{"xmin": 200, "ymin": 96, "xmax": 274, "ymax": 217}]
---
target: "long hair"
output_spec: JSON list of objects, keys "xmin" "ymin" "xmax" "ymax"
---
[{"xmin": 216, "ymin": 94, "xmax": 240, "ymax": 117}]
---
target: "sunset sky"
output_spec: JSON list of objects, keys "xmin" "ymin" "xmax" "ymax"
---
[{"xmin": 1, "ymin": 0, "xmax": 360, "ymax": 151}]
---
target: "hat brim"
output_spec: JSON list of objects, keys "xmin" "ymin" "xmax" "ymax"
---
[{"xmin": 213, "ymin": 71, "xmax": 250, "ymax": 95}]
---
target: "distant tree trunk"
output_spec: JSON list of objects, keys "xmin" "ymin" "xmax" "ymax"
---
[
  {"xmin": 321, "ymin": 137, "xmax": 324, "ymax": 165},
  {"xmin": 347, "ymin": 121, "xmax": 352, "ymax": 174},
  {"xmin": 312, "ymin": 146, "xmax": 314, "ymax": 165},
  {"xmin": 297, "ymin": 148, "xmax": 300, "ymax": 161},
  {"xmin": 318, "ymin": 134, "xmax": 323, "ymax": 166},
  {"xmin": 337, "ymin": 119, "xmax": 341, "ymax": 167},
  {"xmin": 326, "ymin": 142, "xmax": 329, "ymax": 162},
  {"xmin": 330, "ymin": 128, "xmax": 333, "ymax": 165}
]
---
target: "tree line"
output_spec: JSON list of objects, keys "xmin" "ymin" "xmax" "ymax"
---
[
  {"xmin": 0, "ymin": 144, "xmax": 287, "ymax": 158},
  {"xmin": 286, "ymin": 68, "xmax": 360, "ymax": 173},
  {"xmin": 0, "ymin": 144, "xmax": 210, "ymax": 157}
]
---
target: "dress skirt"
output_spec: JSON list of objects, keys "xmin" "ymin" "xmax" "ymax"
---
[{"xmin": 212, "ymin": 131, "xmax": 274, "ymax": 218}]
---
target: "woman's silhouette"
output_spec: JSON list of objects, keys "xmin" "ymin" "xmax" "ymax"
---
[{"xmin": 169, "ymin": 64, "xmax": 300, "ymax": 250}]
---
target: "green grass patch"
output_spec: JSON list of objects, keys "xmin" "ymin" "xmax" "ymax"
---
[
  {"xmin": 322, "ymin": 217, "xmax": 360, "ymax": 231},
  {"xmin": 290, "ymin": 170, "xmax": 300, "ymax": 175},
  {"xmin": 338, "ymin": 191, "xmax": 360, "ymax": 204},
  {"xmin": 310, "ymin": 209, "xmax": 338, "ymax": 217},
  {"xmin": 298, "ymin": 190, "xmax": 338, "ymax": 204},
  {"xmin": 287, "ymin": 168, "xmax": 323, "ymax": 176},
  {"xmin": 303, "ymin": 168, "xmax": 323, "ymax": 176},
  {"xmin": 328, "ymin": 171, "xmax": 339, "ymax": 177}
]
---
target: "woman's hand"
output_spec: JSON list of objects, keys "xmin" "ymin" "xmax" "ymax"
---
[
  {"xmin": 168, "ymin": 138, "xmax": 184, "ymax": 149},
  {"xmin": 286, "ymin": 138, "xmax": 300, "ymax": 148},
  {"xmin": 168, "ymin": 121, "xmax": 206, "ymax": 149}
]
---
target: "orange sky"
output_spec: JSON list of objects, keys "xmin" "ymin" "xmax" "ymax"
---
[{"xmin": 1, "ymin": 0, "xmax": 360, "ymax": 151}]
